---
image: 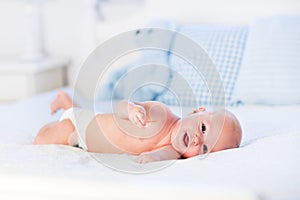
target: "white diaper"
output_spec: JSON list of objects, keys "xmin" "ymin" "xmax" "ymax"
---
[{"xmin": 59, "ymin": 108, "xmax": 95, "ymax": 150}]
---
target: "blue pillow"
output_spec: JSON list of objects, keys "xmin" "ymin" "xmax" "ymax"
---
[{"xmin": 157, "ymin": 25, "xmax": 248, "ymax": 107}]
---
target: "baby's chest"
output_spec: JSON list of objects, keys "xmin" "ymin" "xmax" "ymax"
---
[{"xmin": 105, "ymin": 116, "xmax": 171, "ymax": 152}]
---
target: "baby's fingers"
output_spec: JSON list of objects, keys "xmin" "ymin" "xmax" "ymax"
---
[
  {"xmin": 136, "ymin": 112, "xmax": 146, "ymax": 126},
  {"xmin": 138, "ymin": 153, "xmax": 159, "ymax": 164},
  {"xmin": 128, "ymin": 104, "xmax": 146, "ymax": 127},
  {"xmin": 137, "ymin": 155, "xmax": 152, "ymax": 164},
  {"xmin": 133, "ymin": 115, "xmax": 145, "ymax": 127}
]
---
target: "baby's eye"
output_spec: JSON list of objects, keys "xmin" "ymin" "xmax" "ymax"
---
[
  {"xmin": 201, "ymin": 123, "xmax": 206, "ymax": 134},
  {"xmin": 203, "ymin": 144, "xmax": 208, "ymax": 154}
]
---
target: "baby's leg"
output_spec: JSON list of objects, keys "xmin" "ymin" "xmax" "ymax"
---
[
  {"xmin": 34, "ymin": 119, "xmax": 75, "ymax": 145},
  {"xmin": 50, "ymin": 91, "xmax": 78, "ymax": 114}
]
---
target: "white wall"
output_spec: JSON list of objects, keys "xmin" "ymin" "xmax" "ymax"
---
[{"xmin": 0, "ymin": 0, "xmax": 299, "ymax": 84}]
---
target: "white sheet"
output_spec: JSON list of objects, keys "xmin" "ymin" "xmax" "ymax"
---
[{"xmin": 0, "ymin": 88, "xmax": 299, "ymax": 200}]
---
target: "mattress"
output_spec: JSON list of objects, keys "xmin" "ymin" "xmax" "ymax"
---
[{"xmin": 0, "ymin": 88, "xmax": 299, "ymax": 200}]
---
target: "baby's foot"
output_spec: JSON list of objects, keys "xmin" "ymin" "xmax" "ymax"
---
[{"xmin": 50, "ymin": 91, "xmax": 74, "ymax": 114}]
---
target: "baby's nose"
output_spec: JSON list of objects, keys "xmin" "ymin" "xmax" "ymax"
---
[{"xmin": 193, "ymin": 135, "xmax": 200, "ymax": 145}]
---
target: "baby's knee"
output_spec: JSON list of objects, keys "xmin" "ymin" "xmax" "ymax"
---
[
  {"xmin": 34, "ymin": 123, "xmax": 50, "ymax": 143},
  {"xmin": 38, "ymin": 122, "xmax": 56, "ymax": 134},
  {"xmin": 34, "ymin": 123, "xmax": 53, "ymax": 144},
  {"xmin": 34, "ymin": 128, "xmax": 48, "ymax": 144}
]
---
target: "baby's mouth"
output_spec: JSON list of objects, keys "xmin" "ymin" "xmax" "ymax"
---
[{"xmin": 183, "ymin": 132, "xmax": 189, "ymax": 147}]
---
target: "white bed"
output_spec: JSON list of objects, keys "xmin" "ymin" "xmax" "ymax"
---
[
  {"xmin": 1, "ymin": 1, "xmax": 299, "ymax": 199},
  {"xmin": 0, "ymin": 88, "xmax": 299, "ymax": 200}
]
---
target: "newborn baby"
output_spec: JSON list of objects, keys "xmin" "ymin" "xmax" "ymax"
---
[{"xmin": 34, "ymin": 91, "xmax": 242, "ymax": 163}]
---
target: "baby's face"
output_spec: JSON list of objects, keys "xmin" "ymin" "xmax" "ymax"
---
[
  {"xmin": 171, "ymin": 109, "xmax": 241, "ymax": 158},
  {"xmin": 171, "ymin": 110, "xmax": 212, "ymax": 158}
]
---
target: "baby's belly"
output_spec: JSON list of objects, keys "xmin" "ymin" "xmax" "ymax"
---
[{"xmin": 85, "ymin": 114, "xmax": 171, "ymax": 154}]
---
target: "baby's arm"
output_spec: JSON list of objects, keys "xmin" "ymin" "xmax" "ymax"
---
[
  {"xmin": 116, "ymin": 100, "xmax": 147, "ymax": 127},
  {"xmin": 138, "ymin": 145, "xmax": 181, "ymax": 164},
  {"xmin": 116, "ymin": 100, "xmax": 175, "ymax": 128}
]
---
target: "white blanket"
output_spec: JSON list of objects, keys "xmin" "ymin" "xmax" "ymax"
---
[{"xmin": 0, "ymin": 89, "xmax": 299, "ymax": 200}]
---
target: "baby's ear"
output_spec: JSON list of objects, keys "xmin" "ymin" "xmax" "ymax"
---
[{"xmin": 192, "ymin": 107, "xmax": 206, "ymax": 113}]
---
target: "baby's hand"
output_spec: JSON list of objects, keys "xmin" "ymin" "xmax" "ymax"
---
[
  {"xmin": 128, "ymin": 104, "xmax": 146, "ymax": 127},
  {"xmin": 137, "ymin": 152, "xmax": 160, "ymax": 164}
]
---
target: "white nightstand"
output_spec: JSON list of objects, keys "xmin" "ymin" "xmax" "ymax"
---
[{"xmin": 0, "ymin": 58, "xmax": 69, "ymax": 103}]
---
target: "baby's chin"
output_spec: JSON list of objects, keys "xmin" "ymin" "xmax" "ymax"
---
[
  {"xmin": 170, "ymin": 140, "xmax": 184, "ymax": 155},
  {"xmin": 182, "ymin": 150, "xmax": 198, "ymax": 158}
]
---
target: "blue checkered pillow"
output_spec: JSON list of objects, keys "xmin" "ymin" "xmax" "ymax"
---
[{"xmin": 157, "ymin": 25, "xmax": 248, "ymax": 107}]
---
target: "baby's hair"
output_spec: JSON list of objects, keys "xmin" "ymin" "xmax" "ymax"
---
[{"xmin": 224, "ymin": 110, "xmax": 242, "ymax": 148}]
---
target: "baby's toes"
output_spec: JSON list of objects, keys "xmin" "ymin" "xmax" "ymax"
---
[{"xmin": 50, "ymin": 102, "xmax": 59, "ymax": 115}]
